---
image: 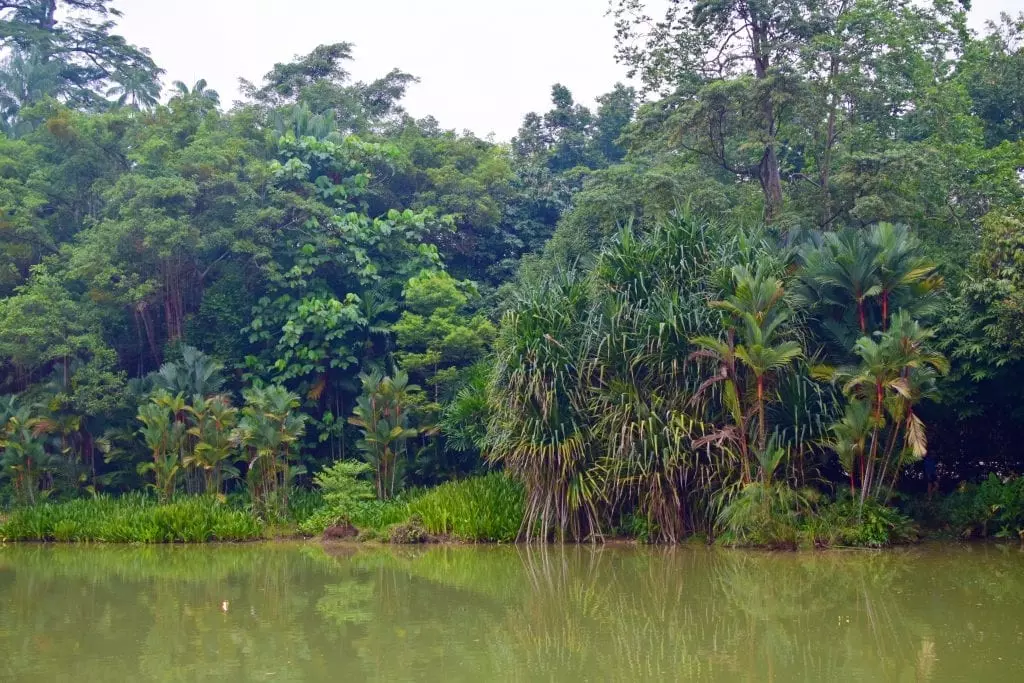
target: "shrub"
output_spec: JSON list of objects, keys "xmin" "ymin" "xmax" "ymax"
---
[
  {"xmin": 386, "ymin": 514, "xmax": 429, "ymax": 543},
  {"xmin": 801, "ymin": 498, "xmax": 918, "ymax": 548},
  {"xmin": 716, "ymin": 482, "xmax": 816, "ymax": 548},
  {"xmin": 941, "ymin": 474, "xmax": 1024, "ymax": 539},
  {"xmin": 298, "ymin": 460, "xmax": 376, "ymax": 536},
  {"xmin": 619, "ymin": 512, "xmax": 659, "ymax": 543}
]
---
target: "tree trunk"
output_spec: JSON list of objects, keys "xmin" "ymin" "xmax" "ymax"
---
[
  {"xmin": 820, "ymin": 55, "xmax": 840, "ymax": 225},
  {"xmin": 757, "ymin": 375, "xmax": 766, "ymax": 456},
  {"xmin": 751, "ymin": 22, "xmax": 783, "ymax": 221},
  {"xmin": 759, "ymin": 146, "xmax": 783, "ymax": 221}
]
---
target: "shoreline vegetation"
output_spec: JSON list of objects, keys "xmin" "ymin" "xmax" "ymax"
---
[
  {"xmin": 0, "ymin": 4, "xmax": 1023, "ymax": 554},
  {"xmin": 3, "ymin": 471, "xmax": 1023, "ymax": 548}
]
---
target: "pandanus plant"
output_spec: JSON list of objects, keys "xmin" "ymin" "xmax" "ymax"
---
[{"xmin": 486, "ymin": 273, "xmax": 597, "ymax": 541}]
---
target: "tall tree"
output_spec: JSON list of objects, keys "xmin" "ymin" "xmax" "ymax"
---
[{"xmin": 0, "ymin": 0, "xmax": 162, "ymax": 114}]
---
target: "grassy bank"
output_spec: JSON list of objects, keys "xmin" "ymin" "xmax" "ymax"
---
[
  {"xmin": 0, "ymin": 494, "xmax": 263, "ymax": 542},
  {"xmin": 301, "ymin": 472, "xmax": 525, "ymax": 543},
  {"xmin": 0, "ymin": 471, "xmax": 974, "ymax": 549}
]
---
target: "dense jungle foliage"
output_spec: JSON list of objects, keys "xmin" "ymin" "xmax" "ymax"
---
[{"xmin": 0, "ymin": 0, "xmax": 1023, "ymax": 545}]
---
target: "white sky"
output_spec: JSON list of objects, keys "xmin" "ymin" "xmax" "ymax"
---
[{"xmin": 115, "ymin": 0, "xmax": 1021, "ymax": 141}]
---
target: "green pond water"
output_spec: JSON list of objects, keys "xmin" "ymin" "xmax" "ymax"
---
[{"xmin": 0, "ymin": 543, "xmax": 1021, "ymax": 681}]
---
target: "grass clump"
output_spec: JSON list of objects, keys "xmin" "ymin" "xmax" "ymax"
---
[
  {"xmin": 0, "ymin": 494, "xmax": 263, "ymax": 542},
  {"xmin": 716, "ymin": 482, "xmax": 818, "ymax": 549},
  {"xmin": 407, "ymin": 472, "xmax": 524, "ymax": 542},
  {"xmin": 302, "ymin": 471, "xmax": 524, "ymax": 542}
]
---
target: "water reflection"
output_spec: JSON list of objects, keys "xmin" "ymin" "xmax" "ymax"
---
[{"xmin": 0, "ymin": 542, "xmax": 1022, "ymax": 681}]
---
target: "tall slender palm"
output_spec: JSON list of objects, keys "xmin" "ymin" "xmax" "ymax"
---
[
  {"xmin": 823, "ymin": 399, "xmax": 873, "ymax": 496},
  {"xmin": 185, "ymin": 395, "xmax": 238, "ymax": 495},
  {"xmin": 136, "ymin": 392, "xmax": 187, "ymax": 502},
  {"xmin": 692, "ymin": 265, "xmax": 802, "ymax": 479},
  {"xmin": 832, "ymin": 312, "xmax": 949, "ymax": 503},
  {"xmin": 232, "ymin": 385, "xmax": 306, "ymax": 516},
  {"xmin": 0, "ymin": 398, "xmax": 54, "ymax": 504},
  {"xmin": 347, "ymin": 371, "xmax": 420, "ymax": 500},
  {"xmin": 107, "ymin": 69, "xmax": 161, "ymax": 110},
  {"xmin": 171, "ymin": 79, "xmax": 221, "ymax": 110}
]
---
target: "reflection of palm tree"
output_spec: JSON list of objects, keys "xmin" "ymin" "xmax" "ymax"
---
[{"xmin": 316, "ymin": 579, "xmax": 375, "ymax": 626}]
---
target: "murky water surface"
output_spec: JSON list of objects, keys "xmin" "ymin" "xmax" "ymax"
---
[{"xmin": 0, "ymin": 542, "xmax": 1021, "ymax": 681}]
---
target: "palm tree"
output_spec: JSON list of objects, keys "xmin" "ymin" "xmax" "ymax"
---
[
  {"xmin": 0, "ymin": 49, "xmax": 64, "ymax": 134},
  {"xmin": 107, "ymin": 69, "xmax": 161, "ymax": 110},
  {"xmin": 154, "ymin": 345, "xmax": 225, "ymax": 404},
  {"xmin": 799, "ymin": 229, "xmax": 880, "ymax": 337},
  {"xmin": 0, "ymin": 397, "xmax": 54, "ymax": 505},
  {"xmin": 347, "ymin": 371, "xmax": 420, "ymax": 500},
  {"xmin": 232, "ymin": 385, "xmax": 306, "ymax": 516},
  {"xmin": 171, "ymin": 79, "xmax": 221, "ymax": 110},
  {"xmin": 692, "ymin": 265, "xmax": 802, "ymax": 478},
  {"xmin": 185, "ymin": 395, "xmax": 238, "ymax": 495},
  {"xmin": 823, "ymin": 399, "xmax": 873, "ymax": 497},
  {"xmin": 689, "ymin": 329, "xmax": 752, "ymax": 481},
  {"xmin": 868, "ymin": 222, "xmax": 941, "ymax": 329},
  {"xmin": 824, "ymin": 311, "xmax": 949, "ymax": 503},
  {"xmin": 136, "ymin": 392, "xmax": 187, "ymax": 502}
]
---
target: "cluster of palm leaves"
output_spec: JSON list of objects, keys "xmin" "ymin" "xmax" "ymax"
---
[
  {"xmin": 489, "ymin": 215, "xmax": 948, "ymax": 541},
  {"xmin": 0, "ymin": 393, "xmax": 98, "ymax": 504},
  {"xmin": 135, "ymin": 347, "xmax": 306, "ymax": 514},
  {"xmin": 347, "ymin": 370, "xmax": 420, "ymax": 500},
  {"xmin": 799, "ymin": 224, "xmax": 948, "ymax": 504},
  {"xmin": 0, "ymin": 396, "xmax": 55, "ymax": 504}
]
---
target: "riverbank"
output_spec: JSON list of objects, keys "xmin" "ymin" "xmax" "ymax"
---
[{"xmin": 3, "ymin": 472, "xmax": 1021, "ymax": 548}]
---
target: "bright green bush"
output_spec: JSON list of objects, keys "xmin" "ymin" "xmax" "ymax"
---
[
  {"xmin": 0, "ymin": 494, "xmax": 263, "ymax": 542},
  {"xmin": 298, "ymin": 460, "xmax": 377, "ymax": 536}
]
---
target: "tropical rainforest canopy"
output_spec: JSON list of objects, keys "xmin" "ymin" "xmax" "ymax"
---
[{"xmin": 0, "ymin": 0, "xmax": 1022, "ymax": 541}]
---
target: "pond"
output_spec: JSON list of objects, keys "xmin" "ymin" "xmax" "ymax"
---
[{"xmin": 0, "ymin": 542, "xmax": 1021, "ymax": 681}]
